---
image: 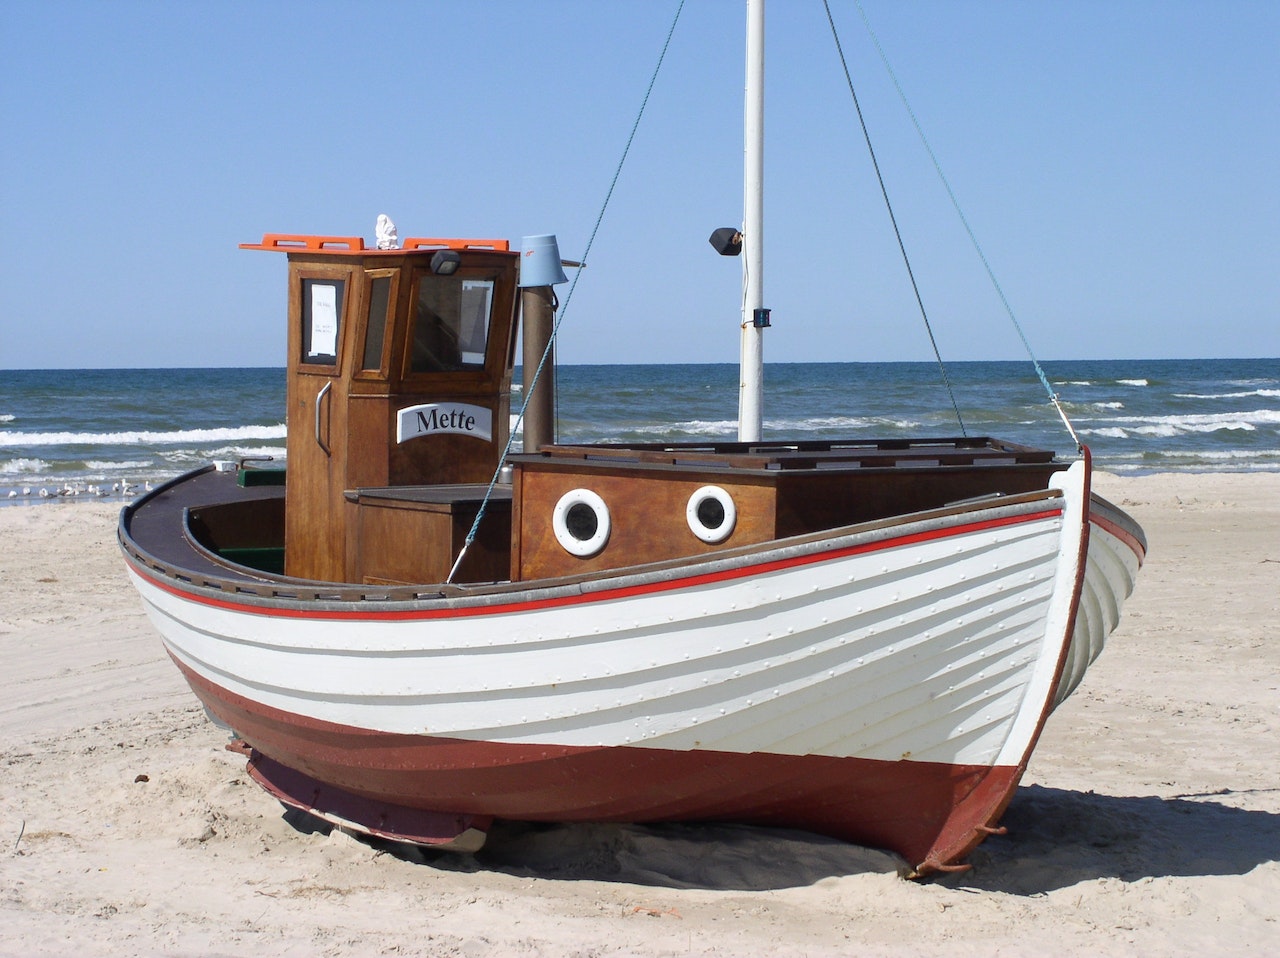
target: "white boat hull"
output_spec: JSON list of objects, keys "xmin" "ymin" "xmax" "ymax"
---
[{"xmin": 121, "ymin": 457, "xmax": 1144, "ymax": 873}]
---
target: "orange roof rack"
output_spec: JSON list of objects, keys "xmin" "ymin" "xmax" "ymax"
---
[
  {"xmin": 403, "ymin": 238, "xmax": 510, "ymax": 251},
  {"xmin": 240, "ymin": 234, "xmax": 511, "ymax": 253},
  {"xmin": 239, "ymin": 234, "xmax": 365, "ymax": 252}
]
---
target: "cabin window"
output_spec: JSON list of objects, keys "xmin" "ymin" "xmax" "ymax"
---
[
  {"xmin": 301, "ymin": 278, "xmax": 344, "ymax": 365},
  {"xmin": 552, "ymin": 488, "xmax": 611, "ymax": 557},
  {"xmin": 362, "ymin": 275, "xmax": 392, "ymax": 370},
  {"xmin": 410, "ymin": 274, "xmax": 495, "ymax": 373},
  {"xmin": 686, "ymin": 485, "xmax": 737, "ymax": 543}
]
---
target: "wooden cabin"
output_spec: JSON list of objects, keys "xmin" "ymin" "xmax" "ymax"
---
[
  {"xmin": 248, "ymin": 233, "xmax": 1064, "ymax": 591},
  {"xmin": 243, "ymin": 234, "xmax": 519, "ymax": 584},
  {"xmin": 507, "ymin": 439, "xmax": 1062, "ymax": 580}
]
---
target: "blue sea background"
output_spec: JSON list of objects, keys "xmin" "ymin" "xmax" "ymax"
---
[{"xmin": 1, "ymin": 358, "xmax": 1277, "ymax": 502}]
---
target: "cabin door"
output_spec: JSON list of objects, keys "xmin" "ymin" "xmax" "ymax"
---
[{"xmin": 284, "ymin": 269, "xmax": 353, "ymax": 581}]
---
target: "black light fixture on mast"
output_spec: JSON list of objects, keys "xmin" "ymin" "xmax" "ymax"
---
[{"xmin": 708, "ymin": 227, "xmax": 743, "ymax": 256}]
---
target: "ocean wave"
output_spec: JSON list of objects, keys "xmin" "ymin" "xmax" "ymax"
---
[
  {"xmin": 1079, "ymin": 409, "xmax": 1280, "ymax": 438},
  {"xmin": 1079, "ymin": 427, "xmax": 1130, "ymax": 439},
  {"xmin": 1053, "ymin": 381, "xmax": 1093, "ymax": 387},
  {"xmin": 0, "ymin": 424, "xmax": 287, "ymax": 448},
  {"xmin": 208, "ymin": 445, "xmax": 286, "ymax": 460},
  {"xmin": 768, "ymin": 415, "xmax": 919, "ymax": 431},
  {"xmin": 1091, "ymin": 402, "xmax": 1125, "ymax": 410},
  {"xmin": 1172, "ymin": 449, "xmax": 1280, "ymax": 461},
  {"xmin": 1105, "ymin": 460, "xmax": 1279, "ymax": 473},
  {"xmin": 0, "ymin": 457, "xmax": 49, "ymax": 475},
  {"xmin": 0, "ymin": 414, "xmax": 14, "ymax": 423},
  {"xmin": 1104, "ymin": 447, "xmax": 1280, "ymax": 473},
  {"xmin": 1117, "ymin": 379, "xmax": 1149, "ymax": 387},
  {"xmin": 84, "ymin": 459, "xmax": 154, "ymax": 471},
  {"xmin": 627, "ymin": 420, "xmax": 738, "ymax": 438},
  {"xmin": 1173, "ymin": 389, "xmax": 1280, "ymax": 400}
]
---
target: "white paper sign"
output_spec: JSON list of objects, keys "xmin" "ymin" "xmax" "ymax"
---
[
  {"xmin": 397, "ymin": 403, "xmax": 493, "ymax": 443},
  {"xmin": 309, "ymin": 283, "xmax": 338, "ymax": 358}
]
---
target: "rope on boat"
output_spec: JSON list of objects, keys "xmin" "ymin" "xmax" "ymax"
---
[
  {"xmin": 846, "ymin": 0, "xmax": 1083, "ymax": 452},
  {"xmin": 822, "ymin": 0, "xmax": 967, "ymax": 438},
  {"xmin": 446, "ymin": 0, "xmax": 688, "ymax": 584}
]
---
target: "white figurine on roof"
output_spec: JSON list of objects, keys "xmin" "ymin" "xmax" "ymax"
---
[{"xmin": 375, "ymin": 214, "xmax": 399, "ymax": 250}]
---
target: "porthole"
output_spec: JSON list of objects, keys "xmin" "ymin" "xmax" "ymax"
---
[
  {"xmin": 686, "ymin": 485, "xmax": 736, "ymax": 544},
  {"xmin": 553, "ymin": 488, "xmax": 611, "ymax": 557}
]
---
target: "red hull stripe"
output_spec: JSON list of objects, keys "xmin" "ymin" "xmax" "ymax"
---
[
  {"xmin": 174, "ymin": 659, "xmax": 1017, "ymax": 873},
  {"xmin": 1090, "ymin": 513, "xmax": 1146, "ymax": 562},
  {"xmin": 134, "ymin": 506, "xmax": 1063, "ymax": 623}
]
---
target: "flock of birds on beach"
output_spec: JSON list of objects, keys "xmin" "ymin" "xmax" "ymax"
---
[{"xmin": 6, "ymin": 480, "xmax": 152, "ymax": 500}]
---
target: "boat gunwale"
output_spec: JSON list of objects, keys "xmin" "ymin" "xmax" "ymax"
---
[
  {"xmin": 1086, "ymin": 491, "xmax": 1149, "ymax": 560},
  {"xmin": 120, "ymin": 462, "xmax": 1069, "ymax": 615}
]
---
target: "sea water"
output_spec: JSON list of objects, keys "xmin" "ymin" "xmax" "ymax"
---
[{"xmin": 1, "ymin": 358, "xmax": 1277, "ymax": 503}]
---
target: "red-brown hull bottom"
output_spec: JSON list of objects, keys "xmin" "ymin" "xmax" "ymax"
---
[{"xmin": 178, "ymin": 660, "xmax": 1022, "ymax": 875}]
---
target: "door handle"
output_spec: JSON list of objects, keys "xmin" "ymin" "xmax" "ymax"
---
[{"xmin": 315, "ymin": 381, "xmax": 332, "ymax": 456}]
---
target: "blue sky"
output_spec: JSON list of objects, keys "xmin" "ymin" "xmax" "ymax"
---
[{"xmin": 2, "ymin": 1, "xmax": 1276, "ymax": 369}]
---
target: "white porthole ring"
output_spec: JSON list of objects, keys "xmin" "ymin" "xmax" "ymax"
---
[
  {"xmin": 553, "ymin": 488, "xmax": 611, "ymax": 557},
  {"xmin": 686, "ymin": 485, "xmax": 736, "ymax": 544}
]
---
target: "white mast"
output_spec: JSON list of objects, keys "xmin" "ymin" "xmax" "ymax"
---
[{"xmin": 738, "ymin": 0, "xmax": 766, "ymax": 442}]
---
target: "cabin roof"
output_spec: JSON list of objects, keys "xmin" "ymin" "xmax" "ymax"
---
[{"xmin": 511, "ymin": 438, "xmax": 1058, "ymax": 474}]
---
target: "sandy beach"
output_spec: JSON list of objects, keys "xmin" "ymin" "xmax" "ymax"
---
[{"xmin": 2, "ymin": 471, "xmax": 1277, "ymax": 957}]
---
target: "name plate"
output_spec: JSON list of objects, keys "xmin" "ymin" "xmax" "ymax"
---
[{"xmin": 397, "ymin": 403, "xmax": 493, "ymax": 443}]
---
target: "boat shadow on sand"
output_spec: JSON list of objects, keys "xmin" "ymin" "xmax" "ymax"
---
[
  {"xmin": 956, "ymin": 784, "xmax": 1280, "ymax": 895},
  {"xmin": 285, "ymin": 783, "xmax": 1280, "ymax": 894}
]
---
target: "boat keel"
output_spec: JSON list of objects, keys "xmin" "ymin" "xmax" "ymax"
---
[{"xmin": 244, "ymin": 749, "xmax": 492, "ymax": 853}]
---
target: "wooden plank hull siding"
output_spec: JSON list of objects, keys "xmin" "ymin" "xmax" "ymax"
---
[
  {"xmin": 510, "ymin": 439, "xmax": 1063, "ymax": 581},
  {"xmin": 122, "ymin": 466, "xmax": 1098, "ymax": 876},
  {"xmin": 119, "ymin": 455, "xmax": 1147, "ymax": 873}
]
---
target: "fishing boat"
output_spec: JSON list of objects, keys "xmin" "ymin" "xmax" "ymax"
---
[{"xmin": 118, "ymin": 3, "xmax": 1144, "ymax": 876}]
